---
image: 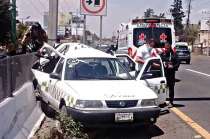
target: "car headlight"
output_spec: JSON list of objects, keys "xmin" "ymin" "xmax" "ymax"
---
[
  {"xmin": 75, "ymin": 100, "xmax": 103, "ymax": 109},
  {"xmin": 141, "ymin": 99, "xmax": 157, "ymax": 107}
]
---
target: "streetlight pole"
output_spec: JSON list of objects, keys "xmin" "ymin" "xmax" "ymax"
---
[
  {"xmin": 207, "ymin": 20, "xmax": 210, "ymax": 56},
  {"xmin": 11, "ymin": 0, "xmax": 16, "ymax": 47},
  {"xmin": 48, "ymin": 0, "xmax": 58, "ymax": 45}
]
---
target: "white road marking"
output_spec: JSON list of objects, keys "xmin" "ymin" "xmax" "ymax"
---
[{"xmin": 186, "ymin": 69, "xmax": 210, "ymax": 77}]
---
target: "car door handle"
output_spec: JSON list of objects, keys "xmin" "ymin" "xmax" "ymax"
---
[{"xmin": 160, "ymin": 80, "xmax": 165, "ymax": 84}]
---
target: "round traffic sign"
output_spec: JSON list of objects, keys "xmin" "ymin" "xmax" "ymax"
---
[{"xmin": 81, "ymin": 0, "xmax": 106, "ymax": 14}]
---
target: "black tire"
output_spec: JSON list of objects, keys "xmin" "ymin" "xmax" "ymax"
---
[{"xmin": 40, "ymin": 101, "xmax": 56, "ymax": 118}]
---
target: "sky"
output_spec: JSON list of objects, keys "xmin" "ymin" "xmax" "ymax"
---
[{"xmin": 17, "ymin": 0, "xmax": 210, "ymax": 37}]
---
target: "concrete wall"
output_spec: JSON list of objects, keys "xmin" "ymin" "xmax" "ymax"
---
[{"xmin": 0, "ymin": 82, "xmax": 43, "ymax": 139}]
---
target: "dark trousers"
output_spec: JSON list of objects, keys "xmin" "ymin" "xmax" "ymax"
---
[
  {"xmin": 166, "ymin": 70, "xmax": 176, "ymax": 103},
  {"xmin": 168, "ymin": 83, "xmax": 175, "ymax": 103}
]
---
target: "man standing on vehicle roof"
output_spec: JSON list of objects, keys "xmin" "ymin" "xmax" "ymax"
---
[{"xmin": 135, "ymin": 38, "xmax": 157, "ymax": 64}]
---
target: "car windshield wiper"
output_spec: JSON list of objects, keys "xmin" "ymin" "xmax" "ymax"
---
[
  {"xmin": 76, "ymin": 75, "xmax": 98, "ymax": 80},
  {"xmin": 95, "ymin": 75, "xmax": 128, "ymax": 80}
]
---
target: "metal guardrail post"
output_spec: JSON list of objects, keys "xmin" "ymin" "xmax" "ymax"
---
[{"xmin": 6, "ymin": 56, "xmax": 13, "ymax": 97}]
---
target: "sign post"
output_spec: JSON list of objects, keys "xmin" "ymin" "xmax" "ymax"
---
[
  {"xmin": 80, "ymin": 0, "xmax": 107, "ymax": 46},
  {"xmin": 83, "ymin": 15, "xmax": 86, "ymax": 44},
  {"xmin": 100, "ymin": 16, "xmax": 103, "ymax": 47}
]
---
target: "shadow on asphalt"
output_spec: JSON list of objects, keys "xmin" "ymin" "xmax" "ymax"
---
[
  {"xmin": 174, "ymin": 97, "xmax": 210, "ymax": 101},
  {"xmin": 86, "ymin": 125, "xmax": 164, "ymax": 139},
  {"xmin": 172, "ymin": 103, "xmax": 185, "ymax": 108}
]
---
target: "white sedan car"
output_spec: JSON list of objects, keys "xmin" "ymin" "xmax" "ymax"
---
[{"xmin": 32, "ymin": 43, "xmax": 161, "ymax": 126}]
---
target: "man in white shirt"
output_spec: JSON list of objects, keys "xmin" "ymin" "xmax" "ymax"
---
[{"xmin": 135, "ymin": 39, "xmax": 156, "ymax": 64}]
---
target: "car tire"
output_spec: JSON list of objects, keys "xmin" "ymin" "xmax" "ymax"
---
[{"xmin": 40, "ymin": 100, "xmax": 56, "ymax": 118}]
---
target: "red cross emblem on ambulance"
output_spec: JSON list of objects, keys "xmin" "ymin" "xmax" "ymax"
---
[
  {"xmin": 160, "ymin": 33, "xmax": 167, "ymax": 42},
  {"xmin": 139, "ymin": 33, "xmax": 146, "ymax": 41}
]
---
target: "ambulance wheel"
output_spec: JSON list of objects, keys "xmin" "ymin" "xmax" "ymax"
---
[{"xmin": 40, "ymin": 101, "xmax": 56, "ymax": 118}]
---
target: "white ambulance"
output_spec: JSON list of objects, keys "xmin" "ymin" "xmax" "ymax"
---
[{"xmin": 117, "ymin": 18, "xmax": 176, "ymax": 59}]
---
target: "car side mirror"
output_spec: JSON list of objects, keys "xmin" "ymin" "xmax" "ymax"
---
[
  {"xmin": 141, "ymin": 73, "xmax": 154, "ymax": 80},
  {"xmin": 50, "ymin": 73, "xmax": 61, "ymax": 80}
]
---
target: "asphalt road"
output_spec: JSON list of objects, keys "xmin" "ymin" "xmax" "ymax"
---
[
  {"xmin": 35, "ymin": 54, "xmax": 210, "ymax": 139},
  {"xmin": 175, "ymin": 54, "xmax": 210, "ymax": 135}
]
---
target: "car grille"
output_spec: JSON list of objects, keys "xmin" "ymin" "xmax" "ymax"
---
[{"xmin": 105, "ymin": 100, "xmax": 138, "ymax": 108}]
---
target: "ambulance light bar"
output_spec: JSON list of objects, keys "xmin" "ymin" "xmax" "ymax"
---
[{"xmin": 132, "ymin": 18, "xmax": 172, "ymax": 24}]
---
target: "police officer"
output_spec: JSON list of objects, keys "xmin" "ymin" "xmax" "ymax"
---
[{"xmin": 160, "ymin": 42, "xmax": 179, "ymax": 106}]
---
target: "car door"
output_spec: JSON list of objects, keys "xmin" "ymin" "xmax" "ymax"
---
[
  {"xmin": 47, "ymin": 57, "xmax": 65, "ymax": 109},
  {"xmin": 115, "ymin": 54, "xmax": 139, "ymax": 77},
  {"xmin": 31, "ymin": 47, "xmax": 54, "ymax": 96},
  {"xmin": 136, "ymin": 57, "xmax": 168, "ymax": 105}
]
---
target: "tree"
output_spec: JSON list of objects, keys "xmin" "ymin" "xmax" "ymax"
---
[
  {"xmin": 186, "ymin": 25, "xmax": 199, "ymax": 48},
  {"xmin": 144, "ymin": 8, "xmax": 166, "ymax": 18},
  {"xmin": 17, "ymin": 23, "xmax": 28, "ymax": 40},
  {"xmin": 171, "ymin": 0, "xmax": 185, "ymax": 36},
  {"xmin": 0, "ymin": 0, "xmax": 11, "ymax": 45},
  {"xmin": 144, "ymin": 8, "xmax": 155, "ymax": 18}
]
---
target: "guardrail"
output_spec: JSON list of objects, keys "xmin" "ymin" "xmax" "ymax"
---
[{"xmin": 0, "ymin": 53, "xmax": 37, "ymax": 102}]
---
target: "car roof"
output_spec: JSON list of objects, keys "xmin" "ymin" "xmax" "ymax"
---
[
  {"xmin": 175, "ymin": 42, "xmax": 188, "ymax": 46},
  {"xmin": 57, "ymin": 43, "xmax": 115, "ymax": 59}
]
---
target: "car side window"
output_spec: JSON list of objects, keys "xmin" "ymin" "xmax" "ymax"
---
[
  {"xmin": 141, "ymin": 59, "xmax": 163, "ymax": 79},
  {"xmin": 42, "ymin": 54, "xmax": 61, "ymax": 74},
  {"xmin": 55, "ymin": 58, "xmax": 65, "ymax": 76},
  {"xmin": 117, "ymin": 56, "xmax": 136, "ymax": 72}
]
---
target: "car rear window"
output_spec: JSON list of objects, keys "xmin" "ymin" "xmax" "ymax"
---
[{"xmin": 176, "ymin": 45, "xmax": 188, "ymax": 50}]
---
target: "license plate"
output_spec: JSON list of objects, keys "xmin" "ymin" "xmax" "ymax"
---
[{"xmin": 115, "ymin": 113, "xmax": 134, "ymax": 122}]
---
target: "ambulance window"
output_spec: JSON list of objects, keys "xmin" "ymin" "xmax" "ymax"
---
[
  {"xmin": 141, "ymin": 59, "xmax": 163, "ymax": 79},
  {"xmin": 133, "ymin": 28, "xmax": 172, "ymax": 48}
]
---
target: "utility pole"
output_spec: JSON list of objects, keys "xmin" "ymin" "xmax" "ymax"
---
[
  {"xmin": 48, "ymin": 0, "xmax": 58, "ymax": 45},
  {"xmin": 186, "ymin": 0, "xmax": 192, "ymax": 28},
  {"xmin": 83, "ymin": 15, "xmax": 86, "ymax": 44},
  {"xmin": 99, "ymin": 16, "xmax": 103, "ymax": 47},
  {"xmin": 11, "ymin": 0, "xmax": 17, "ymax": 47}
]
